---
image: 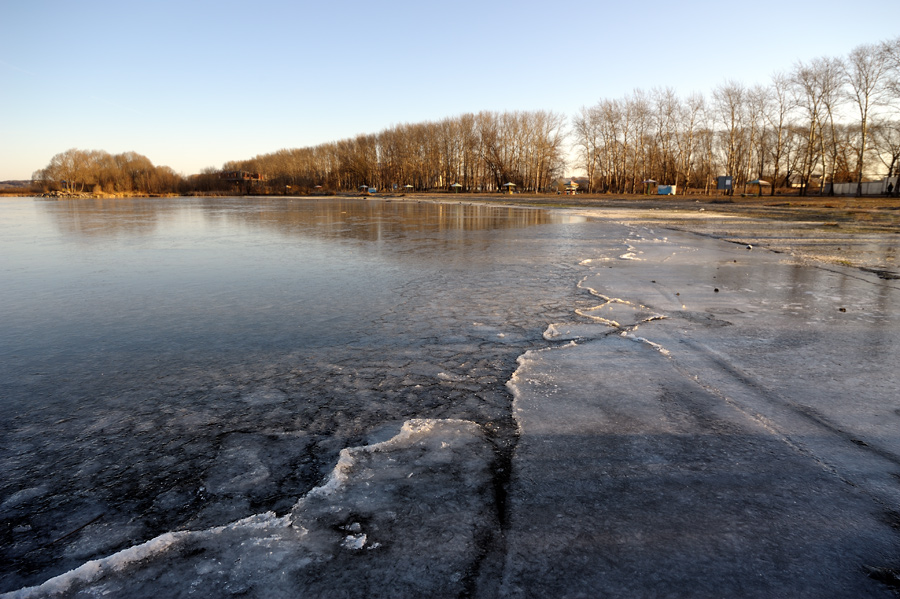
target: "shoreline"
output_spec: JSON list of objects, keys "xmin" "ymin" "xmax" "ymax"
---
[
  {"xmin": 13, "ymin": 191, "xmax": 900, "ymax": 276},
  {"xmin": 412, "ymin": 193, "xmax": 900, "ymax": 279}
]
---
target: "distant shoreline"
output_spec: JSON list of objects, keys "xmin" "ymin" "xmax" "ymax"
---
[
  {"xmin": 6, "ymin": 191, "xmax": 899, "ymax": 275},
  {"xmin": 8, "ymin": 188, "xmax": 900, "ymax": 214},
  {"xmin": 397, "ymin": 193, "xmax": 900, "ymax": 280},
  {"xmin": 431, "ymin": 192, "xmax": 900, "ymax": 276}
]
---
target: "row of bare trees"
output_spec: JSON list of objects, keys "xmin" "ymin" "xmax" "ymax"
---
[
  {"xmin": 34, "ymin": 37, "xmax": 898, "ymax": 197},
  {"xmin": 224, "ymin": 110, "xmax": 568, "ymax": 193},
  {"xmin": 572, "ymin": 37, "xmax": 900, "ymax": 196},
  {"xmin": 33, "ymin": 149, "xmax": 183, "ymax": 195}
]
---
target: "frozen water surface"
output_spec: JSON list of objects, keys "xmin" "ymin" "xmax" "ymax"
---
[
  {"xmin": 504, "ymin": 224, "xmax": 900, "ymax": 598},
  {"xmin": 0, "ymin": 197, "xmax": 586, "ymax": 594},
  {"xmin": 2, "ymin": 198, "xmax": 900, "ymax": 597}
]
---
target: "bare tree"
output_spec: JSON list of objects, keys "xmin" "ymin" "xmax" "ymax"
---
[
  {"xmin": 765, "ymin": 72, "xmax": 795, "ymax": 193},
  {"xmin": 713, "ymin": 81, "xmax": 745, "ymax": 193},
  {"xmin": 628, "ymin": 90, "xmax": 653, "ymax": 193},
  {"xmin": 791, "ymin": 59, "xmax": 832, "ymax": 195},
  {"xmin": 816, "ymin": 57, "xmax": 846, "ymax": 195},
  {"xmin": 674, "ymin": 93, "xmax": 704, "ymax": 194},
  {"xmin": 651, "ymin": 87, "xmax": 679, "ymax": 186},
  {"xmin": 599, "ymin": 98, "xmax": 629, "ymax": 193},
  {"xmin": 879, "ymin": 37, "xmax": 900, "ymax": 195},
  {"xmin": 844, "ymin": 42, "xmax": 891, "ymax": 195},
  {"xmin": 34, "ymin": 149, "xmax": 183, "ymax": 194},
  {"xmin": 872, "ymin": 119, "xmax": 900, "ymax": 181},
  {"xmin": 744, "ymin": 84, "xmax": 770, "ymax": 192},
  {"xmin": 573, "ymin": 105, "xmax": 601, "ymax": 192}
]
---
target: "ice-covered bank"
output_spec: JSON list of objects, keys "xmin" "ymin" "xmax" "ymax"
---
[
  {"xmin": 502, "ymin": 225, "xmax": 900, "ymax": 597},
  {"xmin": 2, "ymin": 420, "xmax": 496, "ymax": 598}
]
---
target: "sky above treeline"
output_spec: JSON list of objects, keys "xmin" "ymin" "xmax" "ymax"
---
[{"xmin": 1, "ymin": 0, "xmax": 898, "ymax": 181}]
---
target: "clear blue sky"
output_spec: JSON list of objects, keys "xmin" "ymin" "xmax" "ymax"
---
[{"xmin": 1, "ymin": 0, "xmax": 897, "ymax": 180}]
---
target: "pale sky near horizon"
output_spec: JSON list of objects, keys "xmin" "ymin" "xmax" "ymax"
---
[{"xmin": 1, "ymin": 0, "xmax": 898, "ymax": 181}]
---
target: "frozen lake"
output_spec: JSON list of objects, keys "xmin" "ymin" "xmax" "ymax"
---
[
  {"xmin": 2, "ymin": 197, "xmax": 900, "ymax": 597},
  {"xmin": 0, "ymin": 197, "xmax": 589, "ymax": 593}
]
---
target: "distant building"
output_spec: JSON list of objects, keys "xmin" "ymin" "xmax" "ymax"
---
[
  {"xmin": 788, "ymin": 173, "xmax": 821, "ymax": 189},
  {"xmin": 658, "ymin": 185, "xmax": 676, "ymax": 195},
  {"xmin": 219, "ymin": 171, "xmax": 266, "ymax": 183},
  {"xmin": 551, "ymin": 178, "xmax": 587, "ymax": 194},
  {"xmin": 830, "ymin": 176, "xmax": 898, "ymax": 196},
  {"xmin": 219, "ymin": 170, "xmax": 266, "ymax": 194}
]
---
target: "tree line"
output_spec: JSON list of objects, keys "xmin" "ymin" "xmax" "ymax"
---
[
  {"xmin": 573, "ymin": 37, "xmax": 900, "ymax": 196},
  {"xmin": 227, "ymin": 110, "xmax": 568, "ymax": 194},
  {"xmin": 33, "ymin": 149, "xmax": 184, "ymax": 195},
  {"xmin": 33, "ymin": 36, "xmax": 899, "ymax": 197}
]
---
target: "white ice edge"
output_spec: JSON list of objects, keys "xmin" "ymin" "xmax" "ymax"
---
[
  {"xmin": 3, "ymin": 418, "xmax": 480, "ymax": 599},
  {"xmin": 571, "ymin": 311, "xmax": 620, "ymax": 327},
  {"xmin": 308, "ymin": 418, "xmax": 479, "ymax": 499},
  {"xmin": 506, "ymin": 341, "xmax": 579, "ymax": 436},
  {"xmin": 1, "ymin": 512, "xmax": 291, "ymax": 599},
  {"xmin": 543, "ymin": 322, "xmax": 611, "ymax": 339},
  {"xmin": 576, "ymin": 277, "xmax": 634, "ymax": 305},
  {"xmin": 619, "ymin": 331, "xmax": 671, "ymax": 356}
]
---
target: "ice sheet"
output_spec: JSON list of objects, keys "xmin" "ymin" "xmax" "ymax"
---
[
  {"xmin": 1, "ymin": 198, "xmax": 592, "ymax": 592},
  {"xmin": 4, "ymin": 199, "xmax": 900, "ymax": 597},
  {"xmin": 502, "ymin": 223, "xmax": 900, "ymax": 597}
]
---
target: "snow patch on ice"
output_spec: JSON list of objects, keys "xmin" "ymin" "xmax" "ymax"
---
[
  {"xmin": 543, "ymin": 323, "xmax": 562, "ymax": 339},
  {"xmin": 240, "ymin": 388, "xmax": 287, "ymax": 405},
  {"xmin": 619, "ymin": 243, "xmax": 644, "ymax": 261},
  {"xmin": 1, "ymin": 486, "xmax": 48, "ymax": 510},
  {"xmin": 437, "ymin": 372, "xmax": 469, "ymax": 382},
  {"xmin": 340, "ymin": 533, "xmax": 367, "ymax": 550}
]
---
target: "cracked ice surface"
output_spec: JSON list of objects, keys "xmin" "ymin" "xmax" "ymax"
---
[
  {"xmin": 4, "ymin": 420, "xmax": 494, "ymax": 599},
  {"xmin": 4, "ymin": 199, "xmax": 900, "ymax": 597},
  {"xmin": 502, "ymin": 224, "xmax": 900, "ymax": 598},
  {"xmin": 0, "ymin": 198, "xmax": 589, "ymax": 594}
]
